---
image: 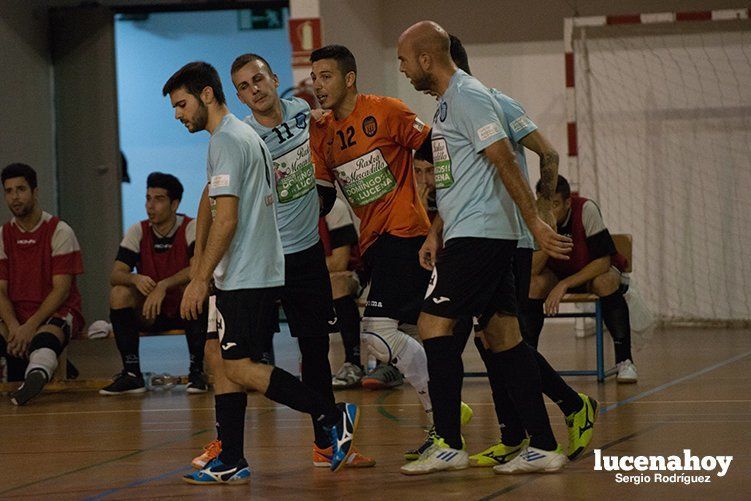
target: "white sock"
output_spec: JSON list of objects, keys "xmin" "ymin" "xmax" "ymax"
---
[{"xmin": 26, "ymin": 347, "xmax": 57, "ymax": 381}]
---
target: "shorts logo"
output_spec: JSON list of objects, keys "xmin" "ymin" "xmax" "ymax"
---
[
  {"xmin": 432, "ymin": 296, "xmax": 451, "ymax": 304},
  {"xmin": 362, "ymin": 115, "xmax": 378, "ymax": 137},
  {"xmin": 366, "ymin": 300, "xmax": 383, "ymax": 308},
  {"xmin": 424, "ymin": 267, "xmax": 438, "ymax": 299},
  {"xmin": 477, "ymin": 122, "xmax": 501, "ymax": 142},
  {"xmin": 295, "ymin": 111, "xmax": 307, "ymax": 129},
  {"xmin": 221, "ymin": 342, "xmax": 237, "ymax": 351},
  {"xmin": 216, "ymin": 308, "xmax": 225, "ymax": 342}
]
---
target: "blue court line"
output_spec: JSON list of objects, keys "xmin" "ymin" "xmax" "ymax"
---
[
  {"xmin": 83, "ymin": 466, "xmax": 194, "ymax": 501},
  {"xmin": 478, "ymin": 348, "xmax": 751, "ymax": 499},
  {"xmin": 600, "ymin": 349, "xmax": 751, "ymax": 414}
]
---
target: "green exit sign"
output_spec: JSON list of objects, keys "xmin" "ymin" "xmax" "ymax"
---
[{"xmin": 237, "ymin": 8, "xmax": 284, "ymax": 30}]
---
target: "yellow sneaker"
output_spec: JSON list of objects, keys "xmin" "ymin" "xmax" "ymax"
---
[
  {"xmin": 469, "ymin": 438, "xmax": 528, "ymax": 467},
  {"xmin": 191, "ymin": 439, "xmax": 222, "ymax": 470},
  {"xmin": 313, "ymin": 444, "xmax": 376, "ymax": 468}
]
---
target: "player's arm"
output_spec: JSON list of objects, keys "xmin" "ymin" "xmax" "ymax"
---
[
  {"xmin": 419, "ymin": 213, "xmax": 444, "ymax": 271},
  {"xmin": 543, "ymin": 256, "xmax": 610, "ymax": 315},
  {"xmin": 483, "ymin": 139, "xmax": 571, "ymax": 260},
  {"xmin": 519, "ymin": 130, "xmax": 559, "ymax": 228},
  {"xmin": 192, "ymin": 184, "xmax": 212, "ymax": 278},
  {"xmin": 110, "ymin": 224, "xmax": 157, "ymax": 295},
  {"xmin": 326, "ymin": 246, "xmax": 350, "ymax": 272},
  {"xmin": 0, "ymin": 280, "xmax": 20, "ymax": 332}
]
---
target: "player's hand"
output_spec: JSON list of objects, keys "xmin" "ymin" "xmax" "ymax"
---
[
  {"xmin": 132, "ymin": 274, "xmax": 157, "ymax": 296},
  {"xmin": 416, "ymin": 183, "xmax": 431, "ymax": 209},
  {"xmin": 143, "ymin": 282, "xmax": 167, "ymax": 320},
  {"xmin": 545, "ymin": 282, "xmax": 569, "ymax": 316},
  {"xmin": 8, "ymin": 322, "xmax": 36, "ymax": 357},
  {"xmin": 310, "ymin": 108, "xmax": 330, "ymax": 122},
  {"xmin": 530, "ymin": 218, "xmax": 572, "ymax": 260},
  {"xmin": 180, "ymin": 279, "xmax": 208, "ymax": 321},
  {"xmin": 419, "ymin": 232, "xmax": 442, "ymax": 271}
]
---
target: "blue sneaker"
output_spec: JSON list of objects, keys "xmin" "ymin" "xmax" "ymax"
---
[
  {"xmin": 183, "ymin": 457, "xmax": 251, "ymax": 485},
  {"xmin": 326, "ymin": 402, "xmax": 360, "ymax": 472}
]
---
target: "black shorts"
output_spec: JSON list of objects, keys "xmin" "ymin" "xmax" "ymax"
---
[
  {"xmin": 215, "ymin": 287, "xmax": 280, "ymax": 361},
  {"xmin": 362, "ymin": 234, "xmax": 432, "ymax": 324},
  {"xmin": 422, "ymin": 237, "xmax": 518, "ymax": 331},
  {"xmin": 280, "ymin": 240, "xmax": 336, "ymax": 338}
]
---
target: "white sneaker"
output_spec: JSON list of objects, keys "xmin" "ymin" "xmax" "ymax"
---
[
  {"xmin": 616, "ymin": 359, "xmax": 638, "ymax": 383},
  {"xmin": 332, "ymin": 362, "xmax": 365, "ymax": 389},
  {"xmin": 493, "ymin": 445, "xmax": 567, "ymax": 474},
  {"xmin": 400, "ymin": 438, "xmax": 468, "ymax": 475}
]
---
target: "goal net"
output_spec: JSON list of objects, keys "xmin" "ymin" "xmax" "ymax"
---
[{"xmin": 569, "ymin": 14, "xmax": 751, "ymax": 324}]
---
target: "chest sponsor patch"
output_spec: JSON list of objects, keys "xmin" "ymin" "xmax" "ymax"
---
[
  {"xmin": 431, "ymin": 137, "xmax": 453, "ymax": 189},
  {"xmin": 476, "ymin": 122, "xmax": 502, "ymax": 142},
  {"xmin": 333, "ymin": 149, "xmax": 397, "ymax": 207},
  {"xmin": 273, "ymin": 142, "xmax": 315, "ymax": 203},
  {"xmin": 510, "ymin": 115, "xmax": 534, "ymax": 134}
]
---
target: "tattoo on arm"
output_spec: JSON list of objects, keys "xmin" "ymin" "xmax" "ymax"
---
[{"xmin": 538, "ymin": 150, "xmax": 559, "ymax": 201}]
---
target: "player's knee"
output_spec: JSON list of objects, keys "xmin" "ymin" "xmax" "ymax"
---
[
  {"xmin": 591, "ymin": 271, "xmax": 620, "ymax": 296},
  {"xmin": 361, "ymin": 317, "xmax": 404, "ymax": 363},
  {"xmin": 110, "ymin": 285, "xmax": 137, "ymax": 308},
  {"xmin": 29, "ymin": 330, "xmax": 64, "ymax": 356},
  {"xmin": 204, "ymin": 339, "xmax": 221, "ymax": 370},
  {"xmin": 484, "ymin": 315, "xmax": 523, "ymax": 352}
]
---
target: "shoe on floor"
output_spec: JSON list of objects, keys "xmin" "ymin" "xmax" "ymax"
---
[
  {"xmin": 616, "ymin": 359, "xmax": 638, "ymax": 383},
  {"xmin": 183, "ymin": 457, "xmax": 250, "ymax": 485},
  {"xmin": 566, "ymin": 393, "xmax": 599, "ymax": 460},
  {"xmin": 493, "ymin": 444, "xmax": 567, "ymax": 474},
  {"xmin": 10, "ymin": 369, "xmax": 49, "ymax": 406},
  {"xmin": 361, "ymin": 363, "xmax": 403, "ymax": 390},
  {"xmin": 332, "ymin": 362, "xmax": 364, "ymax": 390},
  {"xmin": 313, "ymin": 444, "xmax": 375, "ymax": 468},
  {"xmin": 401, "ymin": 436, "xmax": 468, "ymax": 475},
  {"xmin": 469, "ymin": 438, "xmax": 528, "ymax": 467},
  {"xmin": 186, "ymin": 371, "xmax": 209, "ymax": 394},
  {"xmin": 99, "ymin": 371, "xmax": 147, "ymax": 395},
  {"xmin": 405, "ymin": 402, "xmax": 472, "ymax": 461},
  {"xmin": 192, "ymin": 439, "xmax": 222, "ymax": 470},
  {"xmin": 325, "ymin": 402, "xmax": 360, "ymax": 472}
]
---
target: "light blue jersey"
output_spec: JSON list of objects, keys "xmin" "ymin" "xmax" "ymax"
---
[
  {"xmin": 490, "ymin": 89, "xmax": 538, "ymax": 249},
  {"xmin": 207, "ymin": 113, "xmax": 284, "ymax": 290},
  {"xmin": 431, "ymin": 70, "xmax": 520, "ymax": 242},
  {"xmin": 244, "ymin": 97, "xmax": 319, "ymax": 254}
]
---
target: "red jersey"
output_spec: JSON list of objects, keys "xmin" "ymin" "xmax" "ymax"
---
[
  {"xmin": 0, "ymin": 212, "xmax": 84, "ymax": 331},
  {"xmin": 310, "ymin": 94, "xmax": 431, "ymax": 253}
]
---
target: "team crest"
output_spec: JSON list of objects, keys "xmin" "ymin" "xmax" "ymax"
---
[
  {"xmin": 295, "ymin": 112, "xmax": 307, "ymax": 129},
  {"xmin": 439, "ymin": 101, "xmax": 448, "ymax": 122},
  {"xmin": 362, "ymin": 115, "xmax": 378, "ymax": 137}
]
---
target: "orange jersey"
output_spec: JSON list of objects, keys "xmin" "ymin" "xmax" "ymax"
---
[{"xmin": 311, "ymin": 94, "xmax": 431, "ymax": 253}]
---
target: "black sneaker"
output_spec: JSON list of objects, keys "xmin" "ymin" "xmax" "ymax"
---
[
  {"xmin": 99, "ymin": 371, "xmax": 147, "ymax": 395},
  {"xmin": 10, "ymin": 369, "xmax": 48, "ymax": 405},
  {"xmin": 186, "ymin": 371, "xmax": 208, "ymax": 394}
]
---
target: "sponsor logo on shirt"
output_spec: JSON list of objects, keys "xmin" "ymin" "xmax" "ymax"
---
[
  {"xmin": 295, "ymin": 111, "xmax": 307, "ymax": 129},
  {"xmin": 362, "ymin": 115, "xmax": 378, "ymax": 137},
  {"xmin": 273, "ymin": 142, "xmax": 315, "ymax": 203},
  {"xmin": 413, "ymin": 118, "xmax": 425, "ymax": 132},
  {"xmin": 333, "ymin": 149, "xmax": 397, "ymax": 207},
  {"xmin": 477, "ymin": 122, "xmax": 502, "ymax": 142},
  {"xmin": 16, "ymin": 239, "xmax": 36, "ymax": 245},
  {"xmin": 211, "ymin": 174, "xmax": 231, "ymax": 188},
  {"xmin": 431, "ymin": 137, "xmax": 453, "ymax": 189},
  {"xmin": 510, "ymin": 115, "xmax": 533, "ymax": 133}
]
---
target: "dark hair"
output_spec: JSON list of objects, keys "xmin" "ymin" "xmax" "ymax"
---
[
  {"xmin": 231, "ymin": 53, "xmax": 274, "ymax": 77},
  {"xmin": 2, "ymin": 163, "xmax": 37, "ymax": 190},
  {"xmin": 414, "ymin": 139, "xmax": 433, "ymax": 164},
  {"xmin": 162, "ymin": 61, "xmax": 226, "ymax": 105},
  {"xmin": 536, "ymin": 174, "xmax": 571, "ymax": 199},
  {"xmin": 310, "ymin": 44, "xmax": 357, "ymax": 76},
  {"xmin": 449, "ymin": 34, "xmax": 471, "ymax": 75},
  {"xmin": 147, "ymin": 172, "xmax": 184, "ymax": 202}
]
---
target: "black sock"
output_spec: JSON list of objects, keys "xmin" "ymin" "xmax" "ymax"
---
[
  {"xmin": 185, "ymin": 313, "xmax": 207, "ymax": 374},
  {"xmin": 215, "ymin": 392, "xmax": 246, "ymax": 465},
  {"xmin": 424, "ymin": 336, "xmax": 463, "ymax": 450},
  {"xmin": 265, "ymin": 367, "xmax": 339, "ymax": 427},
  {"xmin": 492, "ymin": 342, "xmax": 557, "ymax": 451},
  {"xmin": 334, "ymin": 296, "xmax": 361, "ymax": 367},
  {"xmin": 214, "ymin": 395, "xmax": 222, "ymax": 442},
  {"xmin": 524, "ymin": 299, "xmax": 545, "ymax": 349},
  {"xmin": 299, "ymin": 336, "xmax": 336, "ymax": 448},
  {"xmin": 474, "ymin": 337, "xmax": 526, "ymax": 445},
  {"xmin": 110, "ymin": 307, "xmax": 141, "ymax": 375},
  {"xmin": 453, "ymin": 317, "xmax": 474, "ymax": 357},
  {"xmin": 531, "ymin": 347, "xmax": 582, "ymax": 416},
  {"xmin": 601, "ymin": 291, "xmax": 633, "ymax": 363}
]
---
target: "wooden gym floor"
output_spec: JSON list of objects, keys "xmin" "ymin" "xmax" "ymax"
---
[{"xmin": 0, "ymin": 322, "xmax": 749, "ymax": 500}]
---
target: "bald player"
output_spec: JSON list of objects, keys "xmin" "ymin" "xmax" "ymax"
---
[{"xmin": 397, "ymin": 22, "xmax": 573, "ymax": 475}]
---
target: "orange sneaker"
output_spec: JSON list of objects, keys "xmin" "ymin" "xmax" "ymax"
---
[
  {"xmin": 313, "ymin": 444, "xmax": 376, "ymax": 468},
  {"xmin": 191, "ymin": 439, "xmax": 222, "ymax": 470}
]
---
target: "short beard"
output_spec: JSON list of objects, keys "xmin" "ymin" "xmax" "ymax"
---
[
  {"xmin": 191, "ymin": 101, "xmax": 209, "ymax": 132},
  {"xmin": 412, "ymin": 72, "xmax": 435, "ymax": 92},
  {"xmin": 10, "ymin": 202, "xmax": 33, "ymax": 218}
]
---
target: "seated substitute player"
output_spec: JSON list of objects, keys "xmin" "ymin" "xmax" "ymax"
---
[
  {"xmin": 309, "ymin": 44, "xmax": 473, "ymax": 458},
  {"xmin": 100, "ymin": 172, "xmax": 207, "ymax": 395},
  {"xmin": 529, "ymin": 174, "xmax": 636, "ymax": 382},
  {"xmin": 162, "ymin": 61, "xmax": 359, "ymax": 485},
  {"xmin": 398, "ymin": 21, "xmax": 576, "ymax": 475},
  {"xmin": 444, "ymin": 34, "xmax": 599, "ymax": 468},
  {"xmin": 188, "ymin": 52, "xmax": 374, "ymax": 470},
  {"xmin": 0, "ymin": 163, "xmax": 84, "ymax": 405},
  {"xmin": 320, "ymin": 196, "xmax": 366, "ymax": 389}
]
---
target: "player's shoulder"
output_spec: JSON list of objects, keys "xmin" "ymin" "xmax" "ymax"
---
[
  {"xmin": 309, "ymin": 109, "xmax": 333, "ymax": 139},
  {"xmin": 362, "ymin": 94, "xmax": 410, "ymax": 114},
  {"xmin": 282, "ymin": 96, "xmax": 312, "ymax": 115}
]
